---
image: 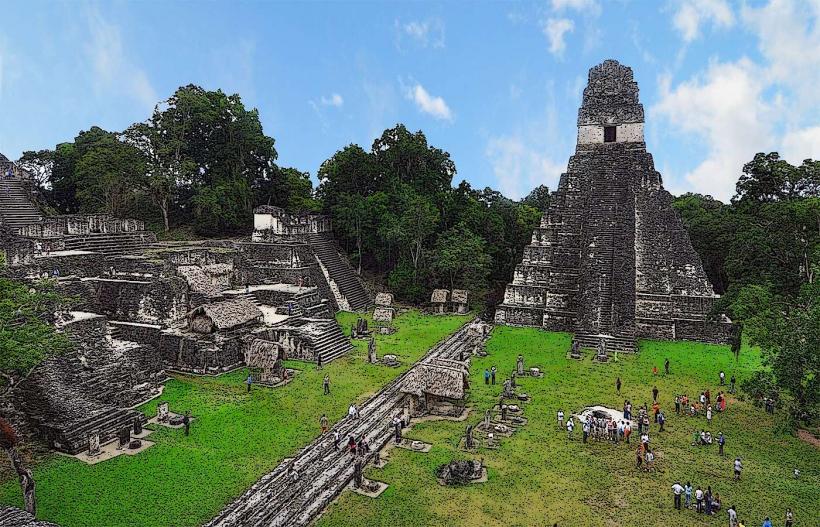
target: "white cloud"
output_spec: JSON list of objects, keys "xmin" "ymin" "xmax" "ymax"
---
[
  {"xmin": 406, "ymin": 83, "xmax": 453, "ymax": 122},
  {"xmin": 781, "ymin": 126, "xmax": 820, "ymax": 165},
  {"xmin": 542, "ymin": 18, "xmax": 574, "ymax": 56},
  {"xmin": 652, "ymin": 59, "xmax": 772, "ymax": 199},
  {"xmin": 486, "ymin": 136, "xmax": 565, "ymax": 200},
  {"xmin": 672, "ymin": 0, "xmax": 735, "ymax": 42},
  {"xmin": 395, "ymin": 18, "xmax": 445, "ymax": 49},
  {"xmin": 320, "ymin": 93, "xmax": 344, "ymax": 107},
  {"xmin": 551, "ymin": 0, "xmax": 601, "ymax": 16},
  {"xmin": 85, "ymin": 8, "xmax": 157, "ymax": 111}
]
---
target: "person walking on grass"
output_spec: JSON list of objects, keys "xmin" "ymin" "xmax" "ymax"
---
[
  {"xmin": 730, "ymin": 374, "xmax": 736, "ymax": 394},
  {"xmin": 635, "ymin": 445, "xmax": 643, "ymax": 469},
  {"xmin": 705, "ymin": 486, "xmax": 713, "ymax": 515},
  {"xmin": 653, "ymin": 365, "xmax": 658, "ymax": 376},
  {"xmin": 684, "ymin": 482, "xmax": 693, "ymax": 509},
  {"xmin": 658, "ymin": 411, "xmax": 665, "ymax": 432},
  {"xmin": 707, "ymin": 405, "xmax": 713, "ymax": 425},
  {"xmin": 734, "ymin": 458, "xmax": 743, "ymax": 480},
  {"xmin": 566, "ymin": 417, "xmax": 574, "ymax": 440},
  {"xmin": 323, "ymin": 375, "xmax": 330, "ymax": 395},
  {"xmin": 616, "ymin": 377, "xmax": 622, "ymax": 394},
  {"xmin": 491, "ymin": 366, "xmax": 497, "ymax": 385},
  {"xmin": 246, "ymin": 373, "xmax": 253, "ymax": 393},
  {"xmin": 557, "ymin": 409, "xmax": 565, "ymax": 430},
  {"xmin": 785, "ymin": 508, "xmax": 794, "ymax": 527},
  {"xmin": 665, "ymin": 358, "xmax": 670, "ymax": 375},
  {"xmin": 484, "ymin": 368, "xmax": 490, "ymax": 385},
  {"xmin": 652, "ymin": 386, "xmax": 659, "ymax": 402},
  {"xmin": 718, "ymin": 431, "xmax": 726, "ymax": 456},
  {"xmin": 183, "ymin": 410, "xmax": 191, "ymax": 436},
  {"xmin": 317, "ymin": 354, "xmax": 323, "ymax": 370},
  {"xmin": 695, "ymin": 486, "xmax": 704, "ymax": 513}
]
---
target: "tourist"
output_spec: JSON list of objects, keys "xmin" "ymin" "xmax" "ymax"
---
[
  {"xmin": 616, "ymin": 377, "xmax": 621, "ymax": 394},
  {"xmin": 657, "ymin": 411, "xmax": 665, "ymax": 432},
  {"xmin": 323, "ymin": 375, "xmax": 330, "ymax": 395},
  {"xmin": 785, "ymin": 508, "xmax": 794, "ymax": 527},
  {"xmin": 665, "ymin": 358, "xmax": 670, "ymax": 375},
  {"xmin": 728, "ymin": 506, "xmax": 738, "ymax": 527},
  {"xmin": 347, "ymin": 435, "xmax": 356, "ymax": 456},
  {"xmin": 652, "ymin": 365, "xmax": 658, "ymax": 376},
  {"xmin": 333, "ymin": 430, "xmax": 340, "ymax": 450},
  {"xmin": 720, "ymin": 370, "xmax": 726, "ymax": 385},
  {"xmin": 320, "ymin": 414, "xmax": 329, "ymax": 434},
  {"xmin": 707, "ymin": 405, "xmax": 713, "ymax": 425},
  {"xmin": 719, "ymin": 393, "xmax": 727, "ymax": 412},
  {"xmin": 246, "ymin": 373, "xmax": 253, "ymax": 393},
  {"xmin": 793, "ymin": 467, "xmax": 800, "ymax": 479},
  {"xmin": 734, "ymin": 458, "xmax": 743, "ymax": 480},
  {"xmin": 484, "ymin": 368, "xmax": 490, "ymax": 385},
  {"xmin": 730, "ymin": 375, "xmax": 736, "ymax": 394},
  {"xmin": 675, "ymin": 395, "xmax": 681, "ymax": 414},
  {"xmin": 684, "ymin": 482, "xmax": 692, "ymax": 509},
  {"xmin": 705, "ymin": 486, "xmax": 713, "ymax": 515},
  {"xmin": 317, "ymin": 354, "xmax": 323, "ymax": 370},
  {"xmin": 393, "ymin": 416, "xmax": 402, "ymax": 444},
  {"xmin": 712, "ymin": 492, "xmax": 722, "ymax": 512},
  {"xmin": 566, "ymin": 417, "xmax": 574, "ymax": 440},
  {"xmin": 762, "ymin": 517, "xmax": 772, "ymax": 527},
  {"xmin": 718, "ymin": 432, "xmax": 726, "ymax": 456},
  {"xmin": 348, "ymin": 404, "xmax": 359, "ymax": 420},
  {"xmin": 491, "ymin": 365, "xmax": 497, "ymax": 385},
  {"xmin": 652, "ymin": 386, "xmax": 659, "ymax": 402},
  {"xmin": 582, "ymin": 420, "xmax": 589, "ymax": 443},
  {"xmin": 635, "ymin": 445, "xmax": 642, "ymax": 469},
  {"xmin": 183, "ymin": 411, "xmax": 191, "ymax": 436},
  {"xmin": 695, "ymin": 486, "xmax": 704, "ymax": 512},
  {"xmin": 652, "ymin": 401, "xmax": 660, "ymax": 422},
  {"xmin": 644, "ymin": 448, "xmax": 654, "ymax": 472},
  {"xmin": 705, "ymin": 389, "xmax": 712, "ymax": 406},
  {"xmin": 624, "ymin": 420, "xmax": 632, "ymax": 444},
  {"xmin": 557, "ymin": 409, "xmax": 565, "ymax": 430}
]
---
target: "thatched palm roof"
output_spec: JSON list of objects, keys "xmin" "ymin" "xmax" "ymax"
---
[
  {"xmin": 451, "ymin": 289, "xmax": 468, "ymax": 303},
  {"xmin": 375, "ymin": 292, "xmax": 394, "ymax": 307},
  {"xmin": 431, "ymin": 289, "xmax": 449, "ymax": 303},
  {"xmin": 401, "ymin": 363, "xmax": 467, "ymax": 400},
  {"xmin": 187, "ymin": 299, "xmax": 262, "ymax": 330}
]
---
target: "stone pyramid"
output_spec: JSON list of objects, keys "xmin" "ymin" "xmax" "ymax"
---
[{"xmin": 494, "ymin": 60, "xmax": 732, "ymax": 352}]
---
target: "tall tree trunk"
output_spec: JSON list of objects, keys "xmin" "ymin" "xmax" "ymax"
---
[
  {"xmin": 5, "ymin": 447, "xmax": 35, "ymax": 516},
  {"xmin": 161, "ymin": 198, "xmax": 170, "ymax": 233}
]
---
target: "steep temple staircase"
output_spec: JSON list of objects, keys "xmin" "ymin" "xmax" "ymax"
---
[
  {"xmin": 306, "ymin": 232, "xmax": 371, "ymax": 311},
  {"xmin": 0, "ymin": 178, "xmax": 41, "ymax": 233}
]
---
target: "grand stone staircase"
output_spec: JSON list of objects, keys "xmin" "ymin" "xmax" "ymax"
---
[
  {"xmin": 62, "ymin": 231, "xmax": 157, "ymax": 256},
  {"xmin": 306, "ymin": 232, "xmax": 371, "ymax": 312},
  {"xmin": 0, "ymin": 178, "xmax": 41, "ymax": 233}
]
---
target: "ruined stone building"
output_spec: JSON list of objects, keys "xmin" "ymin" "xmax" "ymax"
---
[
  {"xmin": 0, "ymin": 174, "xmax": 370, "ymax": 454},
  {"xmin": 495, "ymin": 60, "xmax": 732, "ymax": 351}
]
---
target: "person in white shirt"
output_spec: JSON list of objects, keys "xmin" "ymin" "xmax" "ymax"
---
[
  {"xmin": 695, "ymin": 487, "xmax": 704, "ymax": 512},
  {"xmin": 727, "ymin": 506, "xmax": 738, "ymax": 527},
  {"xmin": 557, "ymin": 409, "xmax": 565, "ymax": 430},
  {"xmin": 348, "ymin": 404, "xmax": 358, "ymax": 420},
  {"xmin": 671, "ymin": 482, "xmax": 684, "ymax": 510},
  {"xmin": 734, "ymin": 458, "xmax": 743, "ymax": 480},
  {"xmin": 566, "ymin": 417, "xmax": 574, "ymax": 439}
]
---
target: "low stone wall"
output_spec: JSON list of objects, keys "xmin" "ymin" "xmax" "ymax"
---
[{"xmin": 159, "ymin": 332, "xmax": 244, "ymax": 373}]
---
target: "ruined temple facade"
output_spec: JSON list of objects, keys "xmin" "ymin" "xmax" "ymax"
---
[{"xmin": 495, "ymin": 60, "xmax": 732, "ymax": 351}]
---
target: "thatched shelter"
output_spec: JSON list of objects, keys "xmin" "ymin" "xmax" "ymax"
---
[
  {"xmin": 431, "ymin": 289, "xmax": 449, "ymax": 314},
  {"xmin": 245, "ymin": 338, "xmax": 285, "ymax": 384},
  {"xmin": 451, "ymin": 289, "xmax": 469, "ymax": 314},
  {"xmin": 187, "ymin": 299, "xmax": 263, "ymax": 334},
  {"xmin": 401, "ymin": 361, "xmax": 469, "ymax": 417},
  {"xmin": 375, "ymin": 292, "xmax": 394, "ymax": 307}
]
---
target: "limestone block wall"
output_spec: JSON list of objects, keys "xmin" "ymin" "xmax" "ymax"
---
[{"xmin": 73, "ymin": 276, "xmax": 189, "ymax": 325}]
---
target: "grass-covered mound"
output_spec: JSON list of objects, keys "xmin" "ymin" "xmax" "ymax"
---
[
  {"xmin": 318, "ymin": 326, "xmax": 820, "ymax": 527},
  {"xmin": 0, "ymin": 311, "xmax": 468, "ymax": 527}
]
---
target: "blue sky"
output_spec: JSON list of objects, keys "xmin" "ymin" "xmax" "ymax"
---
[{"xmin": 1, "ymin": 0, "xmax": 818, "ymax": 201}]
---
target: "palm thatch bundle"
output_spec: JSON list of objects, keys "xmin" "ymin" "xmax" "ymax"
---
[{"xmin": 401, "ymin": 363, "xmax": 467, "ymax": 400}]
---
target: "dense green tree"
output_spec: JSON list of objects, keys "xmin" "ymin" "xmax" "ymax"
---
[
  {"xmin": 433, "ymin": 223, "xmax": 492, "ymax": 293},
  {"xmin": 522, "ymin": 184, "xmax": 551, "ymax": 212},
  {"xmin": 15, "ymin": 149, "xmax": 54, "ymax": 192}
]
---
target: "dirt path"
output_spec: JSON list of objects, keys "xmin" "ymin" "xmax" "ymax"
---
[{"xmin": 204, "ymin": 320, "xmax": 489, "ymax": 527}]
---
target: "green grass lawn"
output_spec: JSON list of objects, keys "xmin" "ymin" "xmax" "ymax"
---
[
  {"xmin": 0, "ymin": 311, "xmax": 469, "ymax": 527},
  {"xmin": 317, "ymin": 326, "xmax": 820, "ymax": 527}
]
